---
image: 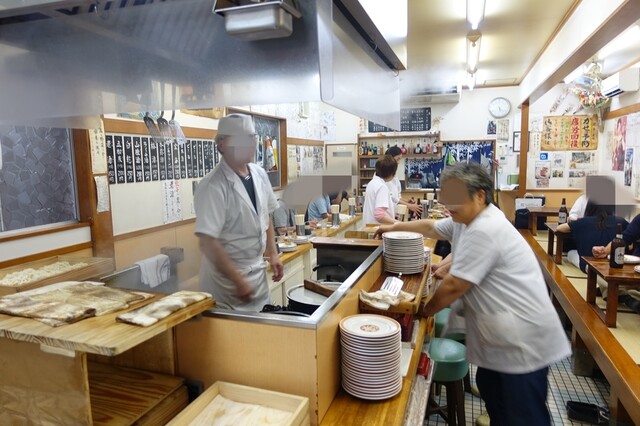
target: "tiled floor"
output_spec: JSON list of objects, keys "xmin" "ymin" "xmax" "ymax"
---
[{"xmin": 424, "ymin": 357, "xmax": 610, "ymax": 425}]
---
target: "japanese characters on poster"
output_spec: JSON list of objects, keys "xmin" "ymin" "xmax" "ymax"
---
[
  {"xmin": 541, "ymin": 115, "xmax": 598, "ymax": 151},
  {"xmin": 162, "ymin": 180, "xmax": 182, "ymax": 224}
]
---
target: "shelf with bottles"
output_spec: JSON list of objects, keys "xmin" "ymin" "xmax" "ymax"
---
[{"xmin": 357, "ymin": 133, "xmax": 442, "ymax": 158}]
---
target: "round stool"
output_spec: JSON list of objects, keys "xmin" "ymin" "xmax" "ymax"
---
[
  {"xmin": 434, "ymin": 308, "xmax": 469, "ymax": 393},
  {"xmin": 427, "ymin": 338, "xmax": 468, "ymax": 426},
  {"xmin": 434, "ymin": 308, "xmax": 451, "ymax": 337}
]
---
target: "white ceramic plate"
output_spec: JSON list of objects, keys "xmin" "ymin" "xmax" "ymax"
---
[
  {"xmin": 278, "ymin": 242, "xmax": 297, "ymax": 252},
  {"xmin": 340, "ymin": 314, "xmax": 401, "ymax": 338},
  {"xmin": 634, "ymin": 265, "xmax": 640, "ymax": 273},
  {"xmin": 382, "ymin": 231, "xmax": 423, "ymax": 240},
  {"xmin": 608, "ymin": 254, "xmax": 640, "ymax": 264}
]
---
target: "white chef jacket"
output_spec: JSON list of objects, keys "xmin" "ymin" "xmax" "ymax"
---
[
  {"xmin": 387, "ymin": 177, "xmax": 402, "ymax": 207},
  {"xmin": 435, "ymin": 204, "xmax": 571, "ymax": 374},
  {"xmin": 194, "ymin": 158, "xmax": 278, "ymax": 311}
]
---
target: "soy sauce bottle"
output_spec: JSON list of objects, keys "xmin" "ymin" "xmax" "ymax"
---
[
  {"xmin": 610, "ymin": 223, "xmax": 625, "ymax": 269},
  {"xmin": 558, "ymin": 198, "xmax": 568, "ymax": 224}
]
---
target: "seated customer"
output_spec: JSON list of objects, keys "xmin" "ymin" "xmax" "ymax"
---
[
  {"xmin": 568, "ymin": 193, "xmax": 588, "ymax": 223},
  {"xmin": 362, "ymin": 155, "xmax": 398, "ymax": 225},
  {"xmin": 272, "ymin": 199, "xmax": 295, "ymax": 235},
  {"xmin": 306, "ymin": 193, "xmax": 331, "ymax": 221},
  {"xmin": 557, "ymin": 201, "xmax": 627, "ymax": 272}
]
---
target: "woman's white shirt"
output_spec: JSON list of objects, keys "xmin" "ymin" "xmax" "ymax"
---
[{"xmin": 363, "ymin": 175, "xmax": 395, "ymax": 224}]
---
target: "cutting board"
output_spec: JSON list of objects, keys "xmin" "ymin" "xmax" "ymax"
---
[{"xmin": 0, "ymin": 256, "xmax": 114, "ymax": 296}]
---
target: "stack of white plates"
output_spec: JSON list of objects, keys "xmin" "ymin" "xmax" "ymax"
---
[
  {"xmin": 340, "ymin": 314, "xmax": 402, "ymax": 400},
  {"xmin": 382, "ymin": 231, "xmax": 425, "ymax": 274}
]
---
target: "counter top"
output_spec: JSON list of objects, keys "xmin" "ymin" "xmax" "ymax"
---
[
  {"xmin": 0, "ymin": 294, "xmax": 214, "ymax": 356},
  {"xmin": 313, "ymin": 215, "xmax": 362, "ymax": 238},
  {"xmin": 321, "ymin": 317, "xmax": 429, "ymax": 425}
]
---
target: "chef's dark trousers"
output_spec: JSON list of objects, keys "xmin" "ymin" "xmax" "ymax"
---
[{"xmin": 476, "ymin": 366, "xmax": 551, "ymax": 426}]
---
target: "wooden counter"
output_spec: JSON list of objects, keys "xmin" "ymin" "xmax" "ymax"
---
[
  {"xmin": 0, "ymin": 293, "xmax": 213, "ymax": 424},
  {"xmin": 312, "ymin": 215, "xmax": 362, "ymax": 238},
  {"xmin": 321, "ymin": 318, "xmax": 428, "ymax": 425}
]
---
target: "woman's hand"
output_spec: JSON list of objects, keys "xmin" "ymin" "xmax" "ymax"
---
[
  {"xmin": 374, "ymin": 223, "xmax": 396, "ymax": 239},
  {"xmin": 592, "ymin": 246, "xmax": 608, "ymax": 258},
  {"xmin": 407, "ymin": 203, "xmax": 423, "ymax": 215}
]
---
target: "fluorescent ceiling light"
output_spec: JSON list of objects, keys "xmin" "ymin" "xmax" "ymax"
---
[
  {"xmin": 466, "ymin": 30, "xmax": 482, "ymax": 73},
  {"xmin": 597, "ymin": 24, "xmax": 640, "ymax": 60},
  {"xmin": 467, "ymin": 0, "xmax": 486, "ymax": 30}
]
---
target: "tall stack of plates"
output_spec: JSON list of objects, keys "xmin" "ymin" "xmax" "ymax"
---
[
  {"xmin": 382, "ymin": 231, "xmax": 425, "ymax": 274},
  {"xmin": 340, "ymin": 314, "xmax": 402, "ymax": 400}
]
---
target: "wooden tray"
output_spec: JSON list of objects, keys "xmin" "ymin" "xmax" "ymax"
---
[
  {"xmin": 358, "ymin": 268, "xmax": 427, "ymax": 315},
  {"xmin": 0, "ymin": 255, "xmax": 114, "ymax": 296},
  {"xmin": 89, "ymin": 362, "xmax": 188, "ymax": 426},
  {"xmin": 167, "ymin": 381, "xmax": 310, "ymax": 426}
]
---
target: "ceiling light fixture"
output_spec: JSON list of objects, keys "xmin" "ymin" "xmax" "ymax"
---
[
  {"xmin": 467, "ymin": 0, "xmax": 486, "ymax": 30},
  {"xmin": 466, "ymin": 30, "xmax": 482, "ymax": 73}
]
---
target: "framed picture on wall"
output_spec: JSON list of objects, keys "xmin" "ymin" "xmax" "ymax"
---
[{"xmin": 513, "ymin": 131, "xmax": 521, "ymax": 152}]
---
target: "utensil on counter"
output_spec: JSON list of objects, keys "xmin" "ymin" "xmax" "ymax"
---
[
  {"xmin": 380, "ymin": 275, "xmax": 403, "ymax": 297},
  {"xmin": 286, "ymin": 284, "xmax": 328, "ymax": 315}
]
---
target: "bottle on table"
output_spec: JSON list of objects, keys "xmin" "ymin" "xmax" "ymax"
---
[
  {"xmin": 558, "ymin": 198, "xmax": 568, "ymax": 224},
  {"xmin": 610, "ymin": 223, "xmax": 625, "ymax": 269}
]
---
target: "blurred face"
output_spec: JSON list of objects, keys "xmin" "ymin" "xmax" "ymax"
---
[
  {"xmin": 219, "ymin": 134, "xmax": 257, "ymax": 164},
  {"xmin": 439, "ymin": 178, "xmax": 487, "ymax": 225}
]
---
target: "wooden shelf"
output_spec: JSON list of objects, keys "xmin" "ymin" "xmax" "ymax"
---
[
  {"xmin": 89, "ymin": 362, "xmax": 188, "ymax": 426},
  {"xmin": 358, "ymin": 132, "xmax": 440, "ymax": 139}
]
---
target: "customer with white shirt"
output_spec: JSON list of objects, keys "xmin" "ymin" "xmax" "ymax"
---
[
  {"xmin": 377, "ymin": 162, "xmax": 570, "ymax": 425},
  {"xmin": 568, "ymin": 193, "xmax": 588, "ymax": 222},
  {"xmin": 362, "ymin": 155, "xmax": 398, "ymax": 224}
]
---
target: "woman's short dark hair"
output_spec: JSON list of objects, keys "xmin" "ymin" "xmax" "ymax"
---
[
  {"xmin": 584, "ymin": 200, "xmax": 615, "ymax": 230},
  {"xmin": 376, "ymin": 155, "xmax": 398, "ymax": 179},
  {"xmin": 385, "ymin": 146, "xmax": 402, "ymax": 157}
]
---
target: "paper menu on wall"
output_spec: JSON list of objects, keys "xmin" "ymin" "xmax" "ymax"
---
[
  {"xmin": 94, "ymin": 175, "xmax": 110, "ymax": 212},
  {"xmin": 162, "ymin": 180, "xmax": 182, "ymax": 224},
  {"xmin": 89, "ymin": 121, "xmax": 107, "ymax": 174}
]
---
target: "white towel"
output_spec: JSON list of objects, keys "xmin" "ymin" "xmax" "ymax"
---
[{"xmin": 134, "ymin": 254, "xmax": 170, "ymax": 288}]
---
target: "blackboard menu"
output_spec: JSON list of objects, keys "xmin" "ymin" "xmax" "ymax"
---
[
  {"xmin": 214, "ymin": 143, "xmax": 219, "ymax": 165},
  {"xmin": 142, "ymin": 137, "xmax": 151, "ymax": 182},
  {"xmin": 191, "ymin": 140, "xmax": 198, "ymax": 178},
  {"xmin": 133, "ymin": 137, "xmax": 143, "ymax": 183},
  {"xmin": 368, "ymin": 107, "xmax": 432, "ymax": 132},
  {"xmin": 203, "ymin": 141, "xmax": 212, "ymax": 174},
  {"xmin": 114, "ymin": 136, "xmax": 125, "ymax": 184},
  {"xmin": 166, "ymin": 142, "xmax": 174, "ymax": 180},
  {"xmin": 150, "ymin": 139, "xmax": 159, "ymax": 181},
  {"xmin": 197, "ymin": 141, "xmax": 204, "ymax": 177},
  {"xmin": 179, "ymin": 144, "xmax": 187, "ymax": 179},
  {"xmin": 124, "ymin": 136, "xmax": 134, "ymax": 183},
  {"xmin": 158, "ymin": 142, "xmax": 167, "ymax": 181},
  {"xmin": 106, "ymin": 135, "xmax": 115, "ymax": 184},
  {"xmin": 186, "ymin": 141, "xmax": 193, "ymax": 178}
]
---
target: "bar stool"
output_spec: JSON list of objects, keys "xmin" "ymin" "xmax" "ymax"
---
[
  {"xmin": 434, "ymin": 308, "xmax": 470, "ymax": 392},
  {"xmin": 427, "ymin": 337, "xmax": 468, "ymax": 426}
]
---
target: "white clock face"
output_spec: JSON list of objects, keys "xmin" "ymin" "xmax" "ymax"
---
[{"xmin": 489, "ymin": 97, "xmax": 511, "ymax": 118}]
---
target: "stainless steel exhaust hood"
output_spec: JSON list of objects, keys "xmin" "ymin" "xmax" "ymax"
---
[{"xmin": 0, "ymin": 0, "xmax": 404, "ymax": 129}]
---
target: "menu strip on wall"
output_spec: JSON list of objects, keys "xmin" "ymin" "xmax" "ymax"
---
[
  {"xmin": 142, "ymin": 137, "xmax": 151, "ymax": 182},
  {"xmin": 158, "ymin": 142, "xmax": 167, "ymax": 181},
  {"xmin": 150, "ymin": 139, "xmax": 159, "ymax": 181},
  {"xmin": 179, "ymin": 144, "xmax": 187, "ymax": 179},
  {"xmin": 172, "ymin": 143, "xmax": 180, "ymax": 180},
  {"xmin": 114, "ymin": 136, "xmax": 125, "ymax": 184},
  {"xmin": 541, "ymin": 115, "xmax": 598, "ymax": 151},
  {"xmin": 197, "ymin": 141, "xmax": 204, "ymax": 177},
  {"xmin": 124, "ymin": 136, "xmax": 134, "ymax": 183},
  {"xmin": 164, "ymin": 143, "xmax": 174, "ymax": 180},
  {"xmin": 106, "ymin": 135, "xmax": 116, "ymax": 184},
  {"xmin": 133, "ymin": 136, "xmax": 143, "ymax": 183},
  {"xmin": 186, "ymin": 141, "xmax": 193, "ymax": 178}
]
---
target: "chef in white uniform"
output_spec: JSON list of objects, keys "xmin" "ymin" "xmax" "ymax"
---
[
  {"xmin": 194, "ymin": 114, "xmax": 284, "ymax": 311},
  {"xmin": 377, "ymin": 162, "xmax": 570, "ymax": 425}
]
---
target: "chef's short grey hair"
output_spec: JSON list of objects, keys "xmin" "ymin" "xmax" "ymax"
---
[{"xmin": 440, "ymin": 162, "xmax": 494, "ymax": 205}]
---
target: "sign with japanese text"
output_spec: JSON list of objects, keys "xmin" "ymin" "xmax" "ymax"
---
[{"xmin": 541, "ymin": 115, "xmax": 598, "ymax": 151}]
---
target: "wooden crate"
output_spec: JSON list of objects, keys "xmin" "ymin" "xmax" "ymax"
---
[
  {"xmin": 167, "ymin": 381, "xmax": 310, "ymax": 426},
  {"xmin": 0, "ymin": 255, "xmax": 114, "ymax": 296}
]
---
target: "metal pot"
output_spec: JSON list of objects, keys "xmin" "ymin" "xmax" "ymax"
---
[{"xmin": 286, "ymin": 284, "xmax": 329, "ymax": 315}]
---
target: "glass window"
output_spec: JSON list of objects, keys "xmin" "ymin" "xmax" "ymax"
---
[{"xmin": 0, "ymin": 126, "xmax": 77, "ymax": 233}]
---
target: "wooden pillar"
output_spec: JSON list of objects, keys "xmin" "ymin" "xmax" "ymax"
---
[
  {"xmin": 610, "ymin": 388, "xmax": 634, "ymax": 425},
  {"xmin": 72, "ymin": 129, "xmax": 115, "ymax": 259},
  {"xmin": 571, "ymin": 329, "xmax": 595, "ymax": 377},
  {"xmin": 517, "ymin": 101, "xmax": 529, "ymax": 197}
]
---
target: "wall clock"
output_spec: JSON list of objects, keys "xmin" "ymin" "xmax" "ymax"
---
[{"xmin": 488, "ymin": 97, "xmax": 511, "ymax": 118}]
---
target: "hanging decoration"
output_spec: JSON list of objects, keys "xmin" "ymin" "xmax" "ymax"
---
[{"xmin": 570, "ymin": 62, "xmax": 610, "ymax": 130}]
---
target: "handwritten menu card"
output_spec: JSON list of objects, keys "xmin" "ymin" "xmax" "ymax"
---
[{"xmin": 541, "ymin": 115, "xmax": 598, "ymax": 151}]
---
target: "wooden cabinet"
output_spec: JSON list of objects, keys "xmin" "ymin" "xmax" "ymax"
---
[{"xmin": 357, "ymin": 132, "xmax": 441, "ymax": 190}]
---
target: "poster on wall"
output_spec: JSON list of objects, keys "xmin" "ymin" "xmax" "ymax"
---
[
  {"xmin": 551, "ymin": 153, "xmax": 565, "ymax": 178},
  {"xmin": 627, "ymin": 112, "xmax": 640, "ymax": 148},
  {"xmin": 609, "ymin": 116, "xmax": 627, "ymax": 171},
  {"xmin": 497, "ymin": 119, "xmax": 509, "ymax": 142},
  {"xmin": 541, "ymin": 115, "xmax": 598, "ymax": 151},
  {"xmin": 162, "ymin": 180, "xmax": 182, "ymax": 224},
  {"xmin": 89, "ymin": 123, "xmax": 107, "ymax": 174},
  {"xmin": 535, "ymin": 161, "xmax": 550, "ymax": 188},
  {"xmin": 106, "ymin": 135, "xmax": 116, "ymax": 184},
  {"xmin": 487, "ymin": 120, "xmax": 497, "ymax": 135},
  {"xmin": 624, "ymin": 148, "xmax": 633, "ymax": 186},
  {"xmin": 321, "ymin": 111, "xmax": 336, "ymax": 141}
]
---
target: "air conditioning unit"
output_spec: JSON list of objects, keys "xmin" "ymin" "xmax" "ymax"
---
[{"xmin": 602, "ymin": 68, "xmax": 640, "ymax": 97}]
